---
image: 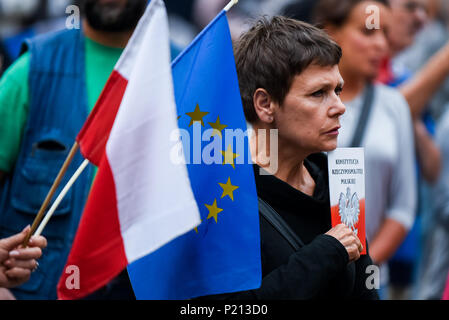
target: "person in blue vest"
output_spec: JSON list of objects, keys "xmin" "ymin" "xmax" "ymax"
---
[{"xmin": 0, "ymin": 0, "xmax": 180, "ymax": 300}]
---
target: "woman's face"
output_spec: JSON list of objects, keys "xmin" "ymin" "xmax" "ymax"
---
[
  {"xmin": 388, "ymin": 0, "xmax": 428, "ymax": 54},
  {"xmin": 272, "ymin": 64, "xmax": 346, "ymax": 155},
  {"xmin": 330, "ymin": 1, "xmax": 391, "ymax": 80}
]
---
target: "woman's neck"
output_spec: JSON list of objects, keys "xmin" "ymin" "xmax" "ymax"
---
[
  {"xmin": 275, "ymin": 153, "xmax": 315, "ymax": 197},
  {"xmin": 251, "ymin": 129, "xmax": 315, "ymax": 196}
]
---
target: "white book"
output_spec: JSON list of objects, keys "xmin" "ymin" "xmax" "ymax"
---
[{"xmin": 327, "ymin": 148, "xmax": 366, "ymax": 254}]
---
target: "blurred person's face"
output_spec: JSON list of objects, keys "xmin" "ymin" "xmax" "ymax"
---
[
  {"xmin": 0, "ymin": 0, "xmax": 40, "ymax": 18},
  {"xmin": 267, "ymin": 64, "xmax": 346, "ymax": 154},
  {"xmin": 328, "ymin": 1, "xmax": 391, "ymax": 81},
  {"xmin": 388, "ymin": 0, "xmax": 428, "ymax": 54},
  {"xmin": 82, "ymin": 0, "xmax": 147, "ymax": 32}
]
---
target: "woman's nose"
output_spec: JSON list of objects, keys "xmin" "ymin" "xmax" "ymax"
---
[
  {"xmin": 373, "ymin": 31, "xmax": 389, "ymax": 54},
  {"xmin": 329, "ymin": 99, "xmax": 346, "ymax": 117}
]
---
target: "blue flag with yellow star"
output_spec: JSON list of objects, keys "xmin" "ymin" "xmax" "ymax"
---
[{"xmin": 127, "ymin": 10, "xmax": 261, "ymax": 299}]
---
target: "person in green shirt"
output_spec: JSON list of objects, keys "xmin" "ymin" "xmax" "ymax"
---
[
  {"xmin": 0, "ymin": 4, "xmax": 181, "ymax": 182},
  {"xmin": 0, "ymin": 38, "xmax": 123, "ymax": 175},
  {"xmin": 0, "ymin": 0, "xmax": 149, "ymax": 300}
]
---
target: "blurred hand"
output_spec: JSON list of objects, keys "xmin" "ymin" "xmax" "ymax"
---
[
  {"xmin": 0, "ymin": 226, "xmax": 47, "ymax": 288},
  {"xmin": 0, "ymin": 288, "xmax": 15, "ymax": 300},
  {"xmin": 326, "ymin": 224, "xmax": 363, "ymax": 262}
]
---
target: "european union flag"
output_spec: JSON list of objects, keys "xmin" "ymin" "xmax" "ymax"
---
[{"xmin": 127, "ymin": 11, "xmax": 262, "ymax": 299}]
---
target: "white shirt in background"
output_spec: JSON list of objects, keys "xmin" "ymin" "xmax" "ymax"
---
[{"xmin": 337, "ymin": 84, "xmax": 417, "ymax": 286}]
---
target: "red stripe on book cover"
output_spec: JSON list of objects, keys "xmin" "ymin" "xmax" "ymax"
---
[{"xmin": 331, "ymin": 199, "xmax": 366, "ymax": 255}]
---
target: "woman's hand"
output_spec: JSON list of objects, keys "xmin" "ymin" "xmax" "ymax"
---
[
  {"xmin": 326, "ymin": 224, "xmax": 363, "ymax": 262},
  {"xmin": 0, "ymin": 226, "xmax": 47, "ymax": 288}
]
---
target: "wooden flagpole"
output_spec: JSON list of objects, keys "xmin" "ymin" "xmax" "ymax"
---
[
  {"xmin": 34, "ymin": 159, "xmax": 90, "ymax": 237},
  {"xmin": 22, "ymin": 142, "xmax": 80, "ymax": 246}
]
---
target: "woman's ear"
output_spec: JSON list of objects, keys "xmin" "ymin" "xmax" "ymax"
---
[{"xmin": 253, "ymin": 88, "xmax": 275, "ymax": 124}]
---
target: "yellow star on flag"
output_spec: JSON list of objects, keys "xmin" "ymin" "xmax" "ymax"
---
[
  {"xmin": 219, "ymin": 177, "xmax": 239, "ymax": 201},
  {"xmin": 186, "ymin": 104, "xmax": 209, "ymax": 127},
  {"xmin": 205, "ymin": 199, "xmax": 224, "ymax": 223},
  {"xmin": 208, "ymin": 116, "xmax": 228, "ymax": 137},
  {"xmin": 221, "ymin": 145, "xmax": 239, "ymax": 169}
]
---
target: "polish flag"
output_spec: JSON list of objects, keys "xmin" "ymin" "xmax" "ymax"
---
[{"xmin": 57, "ymin": 0, "xmax": 201, "ymax": 299}]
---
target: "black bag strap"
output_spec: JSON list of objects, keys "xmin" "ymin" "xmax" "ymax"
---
[
  {"xmin": 350, "ymin": 83, "xmax": 375, "ymax": 147},
  {"xmin": 258, "ymin": 197, "xmax": 305, "ymax": 250}
]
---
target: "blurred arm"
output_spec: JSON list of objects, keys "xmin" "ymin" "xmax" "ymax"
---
[
  {"xmin": 414, "ymin": 119, "xmax": 441, "ymax": 184},
  {"xmin": 369, "ymin": 218, "xmax": 408, "ymax": 264},
  {"xmin": 369, "ymin": 93, "xmax": 417, "ymax": 264},
  {"xmin": 400, "ymin": 42, "xmax": 449, "ymax": 119}
]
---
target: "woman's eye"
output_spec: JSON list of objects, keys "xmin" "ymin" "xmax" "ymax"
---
[
  {"xmin": 335, "ymin": 87, "xmax": 343, "ymax": 96},
  {"xmin": 312, "ymin": 90, "xmax": 324, "ymax": 97},
  {"xmin": 362, "ymin": 28, "xmax": 377, "ymax": 36}
]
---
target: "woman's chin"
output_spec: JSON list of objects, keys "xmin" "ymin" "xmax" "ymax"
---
[{"xmin": 321, "ymin": 142, "xmax": 338, "ymax": 152}]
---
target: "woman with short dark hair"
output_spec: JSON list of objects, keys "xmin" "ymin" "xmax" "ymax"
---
[{"xmin": 205, "ymin": 16, "xmax": 378, "ymax": 299}]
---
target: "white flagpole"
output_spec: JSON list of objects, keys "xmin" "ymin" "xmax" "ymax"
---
[
  {"xmin": 22, "ymin": 142, "xmax": 80, "ymax": 246},
  {"xmin": 34, "ymin": 159, "xmax": 90, "ymax": 237},
  {"xmin": 224, "ymin": 0, "xmax": 239, "ymax": 12}
]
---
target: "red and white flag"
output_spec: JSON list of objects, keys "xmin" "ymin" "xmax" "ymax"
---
[{"xmin": 57, "ymin": 0, "xmax": 201, "ymax": 299}]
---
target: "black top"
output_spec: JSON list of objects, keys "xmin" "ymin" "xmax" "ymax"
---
[
  {"xmin": 203, "ymin": 152, "xmax": 378, "ymax": 300},
  {"xmin": 256, "ymin": 153, "xmax": 332, "ymax": 245}
]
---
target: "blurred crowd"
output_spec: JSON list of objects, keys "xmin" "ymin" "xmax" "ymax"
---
[
  {"xmin": 0, "ymin": 0, "xmax": 294, "ymax": 75},
  {"xmin": 2, "ymin": 0, "xmax": 449, "ymax": 300}
]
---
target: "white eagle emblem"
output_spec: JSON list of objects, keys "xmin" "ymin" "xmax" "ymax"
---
[{"xmin": 338, "ymin": 187, "xmax": 360, "ymax": 235}]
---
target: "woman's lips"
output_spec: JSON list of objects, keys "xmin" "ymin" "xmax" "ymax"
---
[
  {"xmin": 369, "ymin": 58, "xmax": 382, "ymax": 69},
  {"xmin": 324, "ymin": 126, "xmax": 341, "ymax": 136}
]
